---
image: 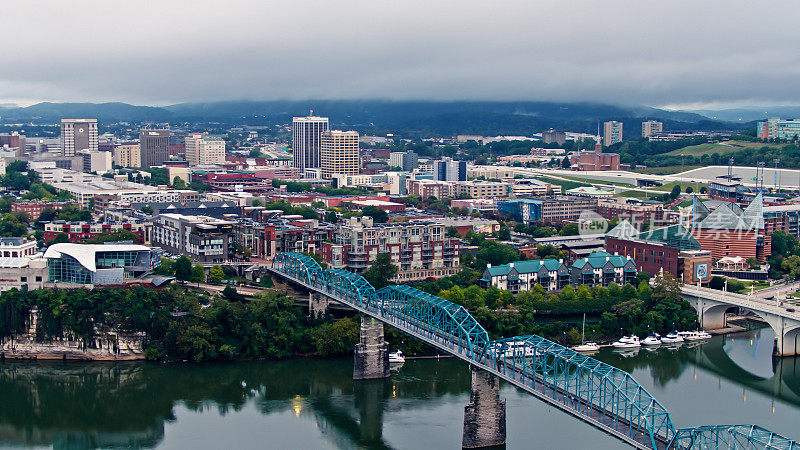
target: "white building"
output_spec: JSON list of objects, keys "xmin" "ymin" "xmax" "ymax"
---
[
  {"xmin": 186, "ymin": 134, "xmax": 226, "ymax": 166},
  {"xmin": 114, "ymin": 144, "xmax": 141, "ymax": 168},
  {"xmin": 81, "ymin": 150, "xmax": 113, "ymax": 173},
  {"xmin": 60, "ymin": 119, "xmax": 98, "ymax": 157},
  {"xmin": 292, "ymin": 116, "xmax": 329, "ymax": 171}
]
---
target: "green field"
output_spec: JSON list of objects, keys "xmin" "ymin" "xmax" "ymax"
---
[
  {"xmin": 664, "ymin": 140, "xmax": 782, "ymax": 157},
  {"xmin": 653, "ymin": 181, "xmax": 702, "ymax": 193}
]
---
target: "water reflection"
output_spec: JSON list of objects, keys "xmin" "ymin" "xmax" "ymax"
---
[{"xmin": 0, "ymin": 328, "xmax": 797, "ymax": 449}]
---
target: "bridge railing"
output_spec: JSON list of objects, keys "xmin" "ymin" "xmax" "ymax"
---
[{"xmin": 671, "ymin": 425, "xmax": 799, "ymax": 449}]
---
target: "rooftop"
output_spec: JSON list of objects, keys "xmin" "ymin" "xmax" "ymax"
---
[{"xmin": 44, "ymin": 243, "xmax": 152, "ymax": 272}]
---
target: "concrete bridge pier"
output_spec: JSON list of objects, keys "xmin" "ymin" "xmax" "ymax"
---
[
  {"xmin": 769, "ymin": 318, "xmax": 800, "ymax": 357},
  {"xmin": 353, "ymin": 316, "xmax": 390, "ymax": 380},
  {"xmin": 462, "ymin": 366, "xmax": 506, "ymax": 449},
  {"xmin": 309, "ymin": 292, "xmax": 330, "ymax": 318}
]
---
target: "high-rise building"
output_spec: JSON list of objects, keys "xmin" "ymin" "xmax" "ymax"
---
[
  {"xmin": 603, "ymin": 121, "xmax": 623, "ymax": 146},
  {"xmin": 388, "ymin": 150, "xmax": 419, "ymax": 171},
  {"xmin": 541, "ymin": 129, "xmax": 566, "ymax": 145},
  {"xmin": 60, "ymin": 119, "xmax": 98, "ymax": 156},
  {"xmin": 434, "ymin": 157, "xmax": 467, "ymax": 181},
  {"xmin": 641, "ymin": 120, "xmax": 663, "ymax": 138},
  {"xmin": 80, "ymin": 150, "xmax": 113, "ymax": 173},
  {"xmin": 185, "ymin": 134, "xmax": 226, "ymax": 166},
  {"xmin": 292, "ymin": 116, "xmax": 329, "ymax": 172},
  {"xmin": 0, "ymin": 132, "xmax": 26, "ymax": 157},
  {"xmin": 139, "ymin": 130, "xmax": 170, "ymax": 168},
  {"xmin": 320, "ymin": 130, "xmax": 360, "ymax": 179},
  {"xmin": 757, "ymin": 118, "xmax": 800, "ymax": 140},
  {"xmin": 113, "ymin": 144, "xmax": 141, "ymax": 168}
]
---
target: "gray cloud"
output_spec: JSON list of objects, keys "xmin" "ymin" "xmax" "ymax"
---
[{"xmin": 2, "ymin": 0, "xmax": 800, "ymax": 107}]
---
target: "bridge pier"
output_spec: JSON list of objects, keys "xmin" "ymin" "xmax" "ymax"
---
[
  {"xmin": 308, "ymin": 292, "xmax": 330, "ymax": 318},
  {"xmin": 462, "ymin": 366, "xmax": 506, "ymax": 449},
  {"xmin": 353, "ymin": 316, "xmax": 390, "ymax": 380}
]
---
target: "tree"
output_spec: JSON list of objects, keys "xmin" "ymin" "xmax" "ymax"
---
[
  {"xmin": 191, "ymin": 264, "xmax": 206, "ymax": 283},
  {"xmin": 172, "ymin": 177, "xmax": 186, "ymax": 189},
  {"xmin": 362, "ymin": 253, "xmax": 398, "ymax": 289},
  {"xmin": 154, "ymin": 257, "xmax": 175, "ymax": 276},
  {"xmin": 222, "ymin": 285, "xmax": 244, "ymax": 302},
  {"xmin": 326, "ymin": 210, "xmax": 338, "ymax": 223},
  {"xmin": 209, "ymin": 265, "xmax": 225, "ymax": 284},
  {"xmin": 140, "ymin": 206, "xmax": 154, "ymax": 215},
  {"xmin": 561, "ymin": 156, "xmax": 571, "ymax": 168},
  {"xmin": 47, "ymin": 232, "xmax": 71, "ymax": 245},
  {"xmin": 446, "ymin": 226, "xmax": 461, "ymax": 238},
  {"xmin": 174, "ymin": 256, "xmax": 192, "ymax": 282},
  {"xmin": 497, "ymin": 226, "xmax": 511, "ymax": 240},
  {"xmin": 85, "ymin": 229, "xmax": 140, "ymax": 244},
  {"xmin": 38, "ymin": 208, "xmax": 58, "ymax": 223},
  {"xmin": 362, "ymin": 206, "xmax": 389, "ymax": 223},
  {"xmin": 669, "ymin": 185, "xmax": 681, "ymax": 200},
  {"xmin": 699, "ymin": 186, "xmax": 707, "ymax": 194},
  {"xmin": 685, "ymin": 186, "xmax": 694, "ymax": 194},
  {"xmin": 252, "ymin": 199, "xmax": 262, "ymax": 207}
]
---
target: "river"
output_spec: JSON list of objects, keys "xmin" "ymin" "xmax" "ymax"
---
[{"xmin": 0, "ymin": 327, "xmax": 797, "ymax": 449}]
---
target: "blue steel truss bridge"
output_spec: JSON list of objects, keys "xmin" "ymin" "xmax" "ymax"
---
[{"xmin": 269, "ymin": 252, "xmax": 798, "ymax": 450}]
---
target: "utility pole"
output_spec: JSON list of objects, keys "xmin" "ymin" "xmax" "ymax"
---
[{"xmin": 774, "ymin": 158, "xmax": 780, "ymax": 191}]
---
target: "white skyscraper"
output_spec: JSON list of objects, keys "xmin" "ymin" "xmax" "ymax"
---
[
  {"xmin": 292, "ymin": 116, "xmax": 329, "ymax": 171},
  {"xmin": 60, "ymin": 119, "xmax": 98, "ymax": 156}
]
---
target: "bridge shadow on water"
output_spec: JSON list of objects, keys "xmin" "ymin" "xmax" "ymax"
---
[{"xmin": 0, "ymin": 358, "xmax": 473, "ymax": 450}]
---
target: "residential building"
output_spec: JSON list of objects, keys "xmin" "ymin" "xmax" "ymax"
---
[
  {"xmin": 292, "ymin": 116, "xmax": 329, "ymax": 171},
  {"xmin": 763, "ymin": 204, "xmax": 800, "ymax": 238},
  {"xmin": 114, "ymin": 144, "xmax": 141, "ymax": 168},
  {"xmin": 603, "ymin": 121, "xmax": 623, "ymax": 146},
  {"xmin": 50, "ymin": 180, "xmax": 196, "ymax": 207},
  {"xmin": 151, "ymin": 213, "xmax": 235, "ymax": 263},
  {"xmin": 0, "ymin": 132, "xmax": 26, "ymax": 156},
  {"xmin": 570, "ymin": 251, "xmax": 638, "ymax": 286},
  {"xmin": 434, "ymin": 157, "xmax": 467, "ymax": 181},
  {"xmin": 44, "ymin": 243, "xmax": 160, "ymax": 285},
  {"xmin": 44, "ymin": 221, "xmax": 147, "ymax": 244},
  {"xmin": 511, "ymin": 179, "xmax": 561, "ymax": 196},
  {"xmin": 0, "ymin": 237, "xmax": 37, "ymax": 258},
  {"xmin": 468, "ymin": 166, "xmax": 514, "ymax": 180},
  {"xmin": 60, "ymin": 119, "xmax": 98, "ymax": 156},
  {"xmin": 454, "ymin": 180, "xmax": 511, "ymax": 198},
  {"xmin": 185, "ymin": 133, "xmax": 226, "ymax": 166},
  {"xmin": 37, "ymin": 168, "xmax": 103, "ymax": 184},
  {"xmin": 320, "ymin": 130, "xmax": 360, "ymax": 179},
  {"xmin": 541, "ymin": 129, "xmax": 566, "ymax": 145},
  {"xmin": 757, "ymin": 118, "xmax": 800, "ymax": 140},
  {"xmin": 480, "ymin": 259, "xmax": 569, "ymax": 292},
  {"xmin": 642, "ymin": 120, "xmax": 663, "ymax": 138},
  {"xmin": 406, "ymin": 179, "xmax": 453, "ymax": 199},
  {"xmin": 499, "ymin": 196, "xmax": 597, "ymax": 224},
  {"xmin": 140, "ymin": 130, "xmax": 170, "ymax": 168},
  {"xmin": 11, "ymin": 201, "xmax": 73, "ymax": 220},
  {"xmin": 319, "ymin": 216, "xmax": 460, "ymax": 282},
  {"xmin": 597, "ymin": 198, "xmax": 665, "ymax": 227}
]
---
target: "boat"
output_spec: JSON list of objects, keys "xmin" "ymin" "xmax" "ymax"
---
[
  {"xmin": 697, "ymin": 331, "xmax": 712, "ymax": 340},
  {"xmin": 612, "ymin": 335, "xmax": 641, "ymax": 348},
  {"xmin": 389, "ymin": 351, "xmax": 406, "ymax": 364},
  {"xmin": 573, "ymin": 342, "xmax": 600, "ymax": 352},
  {"xmin": 642, "ymin": 334, "xmax": 662, "ymax": 346},
  {"xmin": 661, "ymin": 331, "xmax": 684, "ymax": 344},
  {"xmin": 677, "ymin": 331, "xmax": 702, "ymax": 341},
  {"xmin": 572, "ymin": 314, "xmax": 600, "ymax": 352}
]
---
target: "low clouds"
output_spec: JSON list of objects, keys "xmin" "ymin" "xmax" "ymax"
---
[{"xmin": 2, "ymin": 0, "xmax": 799, "ymax": 108}]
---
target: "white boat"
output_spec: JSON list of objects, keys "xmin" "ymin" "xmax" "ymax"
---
[
  {"xmin": 389, "ymin": 351, "xmax": 405, "ymax": 364},
  {"xmin": 697, "ymin": 331, "xmax": 712, "ymax": 340},
  {"xmin": 642, "ymin": 334, "xmax": 662, "ymax": 346},
  {"xmin": 612, "ymin": 336, "xmax": 641, "ymax": 348},
  {"xmin": 677, "ymin": 331, "xmax": 702, "ymax": 341},
  {"xmin": 573, "ymin": 342, "xmax": 600, "ymax": 352},
  {"xmin": 661, "ymin": 331, "xmax": 684, "ymax": 344}
]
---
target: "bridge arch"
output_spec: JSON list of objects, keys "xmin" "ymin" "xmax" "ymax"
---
[
  {"xmin": 271, "ymin": 252, "xmax": 323, "ymax": 287},
  {"xmin": 320, "ymin": 269, "xmax": 378, "ymax": 310},
  {"xmin": 375, "ymin": 285, "xmax": 490, "ymax": 358}
]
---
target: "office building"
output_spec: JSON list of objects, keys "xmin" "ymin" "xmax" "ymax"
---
[
  {"xmin": 541, "ymin": 129, "xmax": 566, "ymax": 145},
  {"xmin": 44, "ymin": 243, "xmax": 160, "ymax": 285},
  {"xmin": 81, "ymin": 150, "xmax": 113, "ymax": 173},
  {"xmin": 0, "ymin": 132, "xmax": 26, "ymax": 156},
  {"xmin": 151, "ymin": 213, "xmax": 235, "ymax": 263},
  {"xmin": 499, "ymin": 196, "xmax": 597, "ymax": 224},
  {"xmin": 60, "ymin": 119, "xmax": 98, "ymax": 156},
  {"xmin": 185, "ymin": 133, "xmax": 226, "ymax": 166},
  {"xmin": 114, "ymin": 144, "xmax": 141, "ymax": 168},
  {"xmin": 292, "ymin": 116, "xmax": 329, "ymax": 172},
  {"xmin": 641, "ymin": 120, "xmax": 663, "ymax": 138},
  {"xmin": 320, "ymin": 130, "xmax": 360, "ymax": 179},
  {"xmin": 140, "ymin": 130, "xmax": 170, "ymax": 168},
  {"xmin": 434, "ymin": 157, "xmax": 467, "ymax": 181},
  {"xmin": 603, "ymin": 121, "xmax": 623, "ymax": 146},
  {"xmin": 757, "ymin": 118, "xmax": 800, "ymax": 140},
  {"xmin": 389, "ymin": 150, "xmax": 419, "ymax": 171}
]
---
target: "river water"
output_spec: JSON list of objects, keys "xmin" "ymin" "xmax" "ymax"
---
[{"xmin": 0, "ymin": 327, "xmax": 798, "ymax": 449}]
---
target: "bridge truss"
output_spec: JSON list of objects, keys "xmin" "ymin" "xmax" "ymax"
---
[{"xmin": 269, "ymin": 252, "xmax": 797, "ymax": 450}]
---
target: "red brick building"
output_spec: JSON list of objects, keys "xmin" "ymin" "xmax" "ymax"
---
[
  {"xmin": 691, "ymin": 194, "xmax": 771, "ymax": 263},
  {"xmin": 44, "ymin": 222, "xmax": 147, "ymax": 244},
  {"xmin": 11, "ymin": 201, "xmax": 73, "ymax": 220}
]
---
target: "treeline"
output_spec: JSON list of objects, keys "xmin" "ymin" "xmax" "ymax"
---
[{"xmin": 0, "ymin": 286, "xmax": 360, "ymax": 362}]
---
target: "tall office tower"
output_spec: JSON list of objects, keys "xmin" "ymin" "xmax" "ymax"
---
[
  {"xmin": 320, "ymin": 130, "xmax": 360, "ymax": 179},
  {"xmin": 603, "ymin": 121, "xmax": 623, "ymax": 146},
  {"xmin": 113, "ymin": 144, "xmax": 141, "ymax": 168},
  {"xmin": 434, "ymin": 157, "xmax": 467, "ymax": 182},
  {"xmin": 641, "ymin": 120, "xmax": 663, "ymax": 138},
  {"xmin": 139, "ymin": 129, "xmax": 170, "ymax": 168},
  {"xmin": 388, "ymin": 150, "xmax": 419, "ymax": 171},
  {"xmin": 185, "ymin": 133, "xmax": 226, "ymax": 166},
  {"xmin": 292, "ymin": 116, "xmax": 329, "ymax": 171},
  {"xmin": 0, "ymin": 132, "xmax": 26, "ymax": 157},
  {"xmin": 60, "ymin": 119, "xmax": 98, "ymax": 156}
]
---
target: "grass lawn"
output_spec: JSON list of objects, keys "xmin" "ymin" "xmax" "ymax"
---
[
  {"xmin": 632, "ymin": 165, "xmax": 702, "ymax": 175},
  {"xmin": 653, "ymin": 181, "xmax": 702, "ymax": 193},
  {"xmin": 664, "ymin": 140, "xmax": 783, "ymax": 157},
  {"xmin": 535, "ymin": 176, "xmax": 591, "ymax": 191},
  {"xmin": 556, "ymin": 174, "xmax": 635, "ymax": 187},
  {"xmin": 614, "ymin": 190, "xmax": 653, "ymax": 199}
]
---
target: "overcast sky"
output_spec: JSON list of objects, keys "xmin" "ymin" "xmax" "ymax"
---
[{"xmin": 2, "ymin": 0, "xmax": 799, "ymax": 109}]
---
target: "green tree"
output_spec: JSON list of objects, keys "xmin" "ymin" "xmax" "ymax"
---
[
  {"xmin": 191, "ymin": 264, "xmax": 206, "ymax": 283},
  {"xmin": 669, "ymin": 185, "xmax": 681, "ymax": 200},
  {"xmin": 363, "ymin": 253, "xmax": 398, "ymax": 289},
  {"xmin": 140, "ymin": 205, "xmax": 154, "ymax": 215},
  {"xmin": 47, "ymin": 232, "xmax": 71, "ymax": 245},
  {"xmin": 326, "ymin": 210, "xmax": 338, "ymax": 223},
  {"xmin": 561, "ymin": 156, "xmax": 571, "ymax": 168},
  {"xmin": 252, "ymin": 199, "xmax": 262, "ymax": 207},
  {"xmin": 154, "ymin": 257, "xmax": 175, "ymax": 276},
  {"xmin": 209, "ymin": 265, "xmax": 225, "ymax": 284},
  {"xmin": 497, "ymin": 226, "xmax": 511, "ymax": 240},
  {"xmin": 174, "ymin": 256, "xmax": 192, "ymax": 282},
  {"xmin": 362, "ymin": 206, "xmax": 389, "ymax": 223},
  {"xmin": 172, "ymin": 177, "xmax": 187, "ymax": 189},
  {"xmin": 222, "ymin": 285, "xmax": 245, "ymax": 302}
]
